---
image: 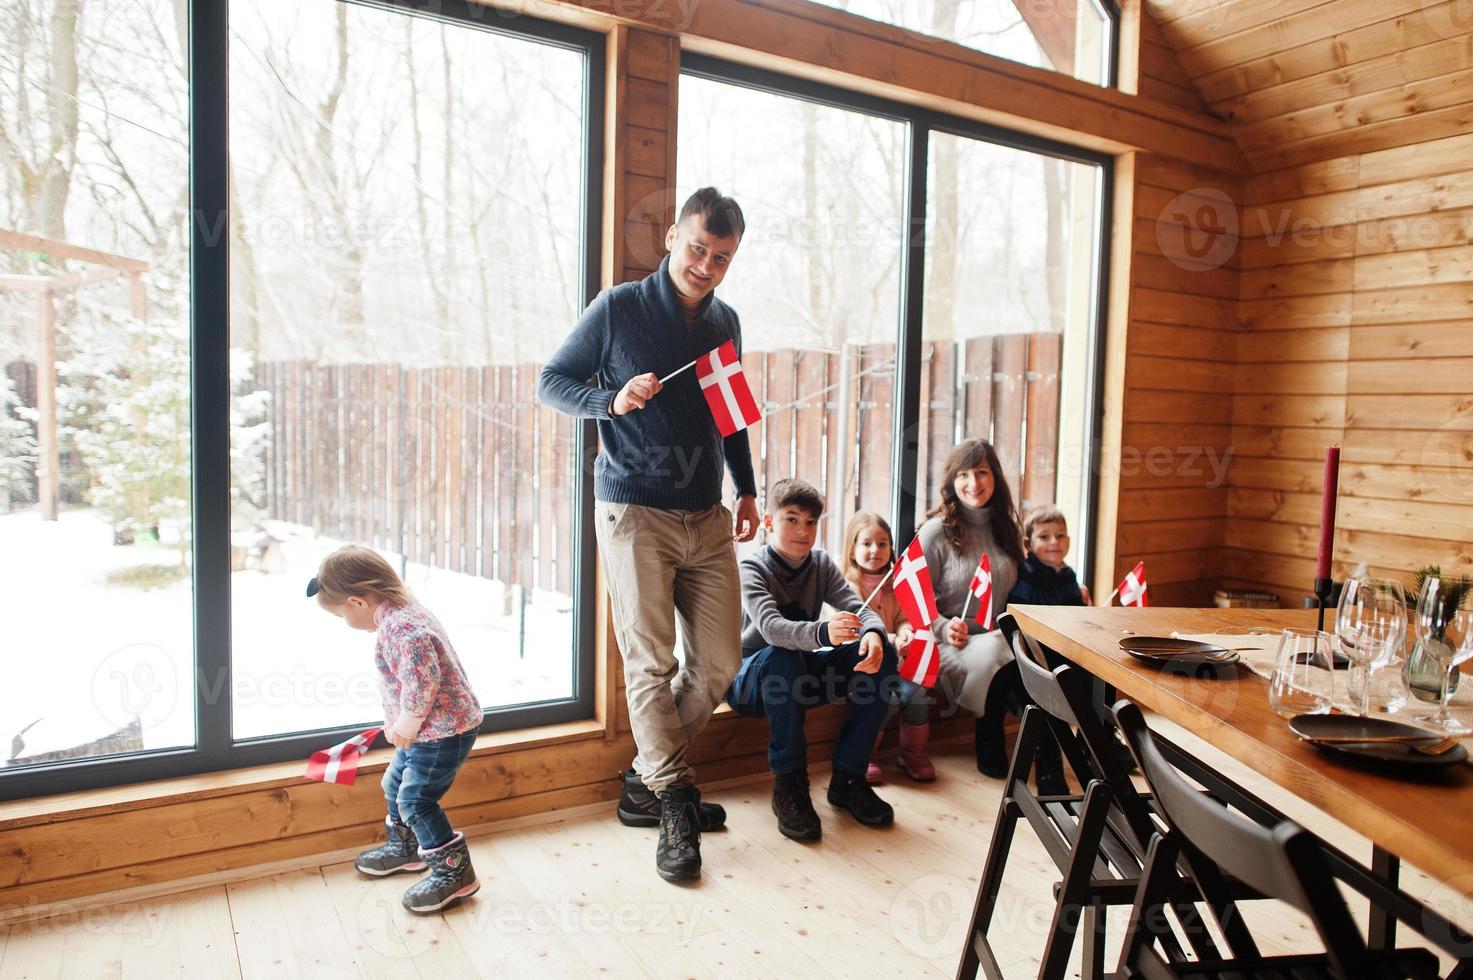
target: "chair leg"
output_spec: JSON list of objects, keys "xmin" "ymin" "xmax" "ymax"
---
[
  {"xmin": 956, "ymin": 711, "xmax": 1042, "ymax": 979},
  {"xmin": 1081, "ymin": 902, "xmax": 1106, "ymax": 980},
  {"xmin": 1117, "ymin": 834, "xmax": 1180, "ymax": 975},
  {"xmin": 1037, "ymin": 783, "xmax": 1112, "ymax": 980}
]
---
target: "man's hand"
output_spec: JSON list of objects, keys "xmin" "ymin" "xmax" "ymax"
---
[
  {"xmin": 855, "ymin": 631, "xmax": 884, "ymax": 674},
  {"xmin": 732, "ymin": 494, "xmax": 758, "ymax": 542},
  {"xmin": 612, "ymin": 373, "xmax": 662, "ymax": 416},
  {"xmin": 944, "ymin": 616, "xmax": 970, "ymax": 647},
  {"xmin": 826, "ymin": 611, "xmax": 862, "ymax": 646},
  {"xmin": 386, "ymin": 728, "xmax": 413, "ymax": 750},
  {"xmin": 894, "ymin": 623, "xmax": 915, "ymax": 649}
]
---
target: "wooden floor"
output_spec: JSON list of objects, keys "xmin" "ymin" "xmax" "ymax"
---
[{"xmin": 0, "ymin": 735, "xmax": 1465, "ymax": 978}]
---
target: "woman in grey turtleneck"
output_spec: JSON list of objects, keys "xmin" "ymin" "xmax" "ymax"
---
[{"xmin": 917, "ymin": 439, "xmax": 1063, "ymax": 787}]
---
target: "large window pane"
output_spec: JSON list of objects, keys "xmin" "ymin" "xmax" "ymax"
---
[
  {"xmin": 919, "ymin": 132, "xmax": 1101, "ymax": 562},
  {"xmin": 677, "ymin": 74, "xmax": 905, "ymax": 557},
  {"xmin": 229, "ymin": 0, "xmax": 587, "ymax": 739},
  {"xmin": 0, "ymin": 1, "xmax": 194, "ymax": 768},
  {"xmin": 806, "ymin": 0, "xmax": 1112, "ymax": 85}
]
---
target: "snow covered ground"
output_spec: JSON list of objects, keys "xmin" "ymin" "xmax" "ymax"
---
[{"xmin": 1, "ymin": 508, "xmax": 574, "ymax": 764}]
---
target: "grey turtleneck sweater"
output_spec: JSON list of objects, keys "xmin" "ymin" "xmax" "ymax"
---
[{"xmin": 915, "ymin": 502, "xmax": 1019, "ymax": 635}]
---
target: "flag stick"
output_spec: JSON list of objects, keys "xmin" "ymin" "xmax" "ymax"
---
[
  {"xmin": 862, "ymin": 562, "xmax": 897, "ymax": 609},
  {"xmin": 659, "ymin": 358, "xmax": 699, "ymax": 384},
  {"xmin": 958, "ymin": 590, "xmax": 973, "ymax": 622},
  {"xmin": 1105, "ymin": 585, "xmax": 1120, "ymax": 605}
]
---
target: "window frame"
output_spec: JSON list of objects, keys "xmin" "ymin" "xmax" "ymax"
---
[
  {"xmin": 679, "ymin": 52, "xmax": 1114, "ymax": 587},
  {"xmin": 0, "ymin": 0, "xmax": 604, "ymax": 802}
]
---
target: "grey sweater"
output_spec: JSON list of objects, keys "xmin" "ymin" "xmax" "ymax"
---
[
  {"xmin": 916, "ymin": 503, "xmax": 1019, "ymax": 638},
  {"xmin": 740, "ymin": 546, "xmax": 886, "ymax": 654}
]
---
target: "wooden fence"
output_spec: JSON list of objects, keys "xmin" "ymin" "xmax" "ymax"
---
[{"xmin": 257, "ymin": 332, "xmax": 1063, "ymax": 594}]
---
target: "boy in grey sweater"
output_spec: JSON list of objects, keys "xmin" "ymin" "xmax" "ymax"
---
[{"xmin": 727, "ymin": 478, "xmax": 899, "ymax": 842}]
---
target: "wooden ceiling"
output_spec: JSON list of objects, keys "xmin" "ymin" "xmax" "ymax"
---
[{"xmin": 1143, "ymin": 0, "xmax": 1473, "ymax": 171}]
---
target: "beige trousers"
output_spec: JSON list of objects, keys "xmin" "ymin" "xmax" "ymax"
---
[{"xmin": 594, "ymin": 500, "xmax": 743, "ymax": 794}]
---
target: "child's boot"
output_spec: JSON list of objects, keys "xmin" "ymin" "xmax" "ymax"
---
[
  {"xmin": 827, "ymin": 769, "xmax": 894, "ymax": 827},
  {"xmin": 897, "ymin": 721, "xmax": 936, "ymax": 782},
  {"xmin": 401, "ymin": 831, "xmax": 480, "ymax": 913},
  {"xmin": 772, "ymin": 769, "xmax": 822, "ymax": 842},
  {"xmin": 355, "ymin": 816, "xmax": 426, "ymax": 876}
]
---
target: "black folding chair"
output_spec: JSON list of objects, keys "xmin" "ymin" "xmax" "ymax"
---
[
  {"xmin": 1112, "ymin": 700, "xmax": 1441, "ymax": 980},
  {"xmin": 959, "ymin": 615, "xmax": 1228, "ymax": 980}
]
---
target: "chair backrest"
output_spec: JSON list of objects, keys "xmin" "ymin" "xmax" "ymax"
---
[
  {"xmin": 1112, "ymin": 701, "xmax": 1370, "ymax": 965},
  {"xmin": 1009, "ymin": 629, "xmax": 1081, "ymax": 728}
]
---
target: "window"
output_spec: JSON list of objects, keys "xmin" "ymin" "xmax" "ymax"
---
[
  {"xmin": 919, "ymin": 131, "xmax": 1103, "ymax": 559},
  {"xmin": 228, "ymin": 0, "xmax": 593, "ymax": 740},
  {"xmin": 676, "ymin": 73, "xmax": 906, "ymax": 557},
  {"xmin": 804, "ymin": 0, "xmax": 1115, "ymax": 86},
  {"xmin": 0, "ymin": 0, "xmax": 601, "ymax": 800},
  {"xmin": 678, "ymin": 57, "xmax": 1109, "ymax": 577},
  {"xmin": 0, "ymin": 0, "xmax": 195, "ymax": 770}
]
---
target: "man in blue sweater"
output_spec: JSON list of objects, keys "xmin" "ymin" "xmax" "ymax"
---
[{"xmin": 537, "ymin": 188, "xmax": 758, "ymax": 883}]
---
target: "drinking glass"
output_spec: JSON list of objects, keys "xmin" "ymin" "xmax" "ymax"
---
[
  {"xmin": 1335, "ymin": 575, "xmax": 1407, "ymax": 717},
  {"xmin": 1268, "ymin": 628, "xmax": 1335, "ymax": 719},
  {"xmin": 1414, "ymin": 574, "xmax": 1473, "ymax": 732}
]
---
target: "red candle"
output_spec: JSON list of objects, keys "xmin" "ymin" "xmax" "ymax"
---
[{"xmin": 1316, "ymin": 445, "xmax": 1339, "ymax": 582}]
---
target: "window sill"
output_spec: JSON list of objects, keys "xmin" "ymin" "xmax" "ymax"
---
[{"xmin": 0, "ymin": 718, "xmax": 607, "ymax": 830}]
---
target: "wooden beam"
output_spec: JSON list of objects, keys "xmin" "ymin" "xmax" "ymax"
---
[
  {"xmin": 0, "ymin": 228, "xmax": 148, "ymax": 272},
  {"xmin": 470, "ymin": 0, "xmax": 1244, "ymax": 167}
]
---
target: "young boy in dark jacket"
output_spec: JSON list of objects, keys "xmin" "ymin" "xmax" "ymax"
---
[{"xmin": 1008, "ymin": 505, "xmax": 1092, "ymax": 607}]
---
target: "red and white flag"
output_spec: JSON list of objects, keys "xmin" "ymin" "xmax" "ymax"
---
[
  {"xmin": 1117, "ymin": 561, "xmax": 1149, "ymax": 607},
  {"xmin": 305, "ymin": 727, "xmax": 380, "ymax": 786},
  {"xmin": 898, "ymin": 627, "xmax": 941, "ymax": 688},
  {"xmin": 893, "ymin": 537, "xmax": 942, "ymax": 687},
  {"xmin": 892, "ymin": 537, "xmax": 941, "ymax": 630},
  {"xmin": 969, "ymin": 553, "xmax": 994, "ymax": 629},
  {"xmin": 695, "ymin": 340, "xmax": 762, "ymax": 437}
]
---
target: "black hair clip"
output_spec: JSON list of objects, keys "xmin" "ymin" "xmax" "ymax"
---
[{"xmin": 306, "ymin": 576, "xmax": 321, "ymax": 598}]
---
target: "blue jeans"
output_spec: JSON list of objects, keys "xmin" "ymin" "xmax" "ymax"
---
[
  {"xmin": 382, "ymin": 729, "xmax": 477, "ymax": 850},
  {"xmin": 725, "ymin": 638, "xmax": 899, "ymax": 777}
]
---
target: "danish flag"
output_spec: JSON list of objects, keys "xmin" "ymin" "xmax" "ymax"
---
[
  {"xmin": 899, "ymin": 628, "xmax": 941, "ymax": 688},
  {"xmin": 694, "ymin": 340, "xmax": 762, "ymax": 437},
  {"xmin": 1117, "ymin": 561, "xmax": 1149, "ymax": 607},
  {"xmin": 969, "ymin": 553, "xmax": 994, "ymax": 629},
  {"xmin": 893, "ymin": 538, "xmax": 943, "ymax": 687},
  {"xmin": 305, "ymin": 727, "xmax": 381, "ymax": 786}
]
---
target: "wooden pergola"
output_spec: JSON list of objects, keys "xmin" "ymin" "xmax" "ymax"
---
[{"xmin": 0, "ymin": 229, "xmax": 149, "ymax": 521}]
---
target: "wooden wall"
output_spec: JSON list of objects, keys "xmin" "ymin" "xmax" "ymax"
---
[{"xmin": 1223, "ymin": 132, "xmax": 1473, "ymax": 599}]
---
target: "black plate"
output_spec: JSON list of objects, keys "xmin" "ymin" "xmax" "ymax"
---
[
  {"xmin": 1289, "ymin": 714, "xmax": 1468, "ymax": 767},
  {"xmin": 1118, "ymin": 636, "xmax": 1241, "ymax": 667}
]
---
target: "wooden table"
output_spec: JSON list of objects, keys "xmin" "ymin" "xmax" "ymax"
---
[{"xmin": 1010, "ymin": 604, "xmax": 1473, "ymax": 901}]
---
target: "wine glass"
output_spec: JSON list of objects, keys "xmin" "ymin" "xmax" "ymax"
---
[
  {"xmin": 1414, "ymin": 574, "xmax": 1473, "ymax": 732},
  {"xmin": 1335, "ymin": 575, "xmax": 1408, "ymax": 717},
  {"xmin": 1268, "ymin": 628, "xmax": 1335, "ymax": 718}
]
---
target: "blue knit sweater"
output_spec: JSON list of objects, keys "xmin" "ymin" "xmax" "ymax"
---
[{"xmin": 537, "ymin": 257, "xmax": 757, "ymax": 510}]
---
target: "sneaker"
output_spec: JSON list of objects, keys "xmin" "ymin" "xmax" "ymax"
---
[
  {"xmin": 616, "ymin": 769, "xmax": 726, "ymax": 831},
  {"xmin": 401, "ymin": 831, "xmax": 479, "ymax": 914},
  {"xmin": 827, "ymin": 769, "xmax": 895, "ymax": 827},
  {"xmin": 655, "ymin": 783, "xmax": 702, "ymax": 882},
  {"xmin": 355, "ymin": 816, "xmax": 427, "ymax": 876}
]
